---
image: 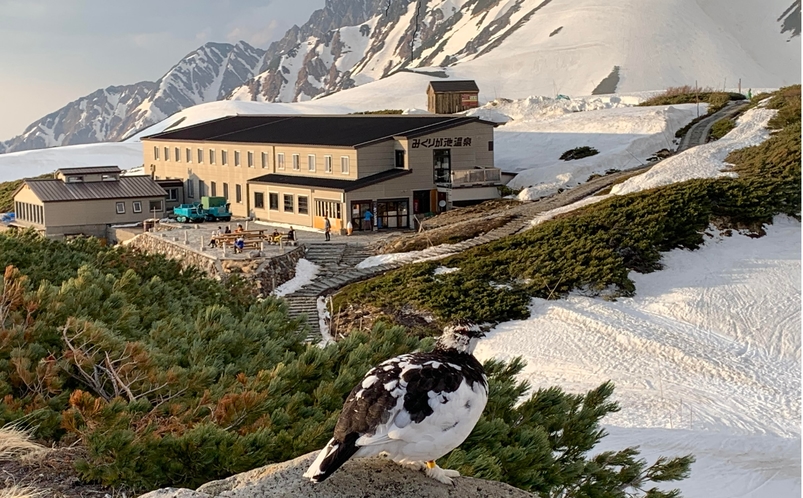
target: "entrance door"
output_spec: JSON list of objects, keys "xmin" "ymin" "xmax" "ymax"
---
[
  {"xmin": 433, "ymin": 149, "xmax": 451, "ymax": 183},
  {"xmin": 376, "ymin": 199, "xmax": 409, "ymax": 229},
  {"xmin": 351, "ymin": 200, "xmax": 372, "ymax": 231},
  {"xmin": 413, "ymin": 190, "xmax": 430, "ymax": 215}
]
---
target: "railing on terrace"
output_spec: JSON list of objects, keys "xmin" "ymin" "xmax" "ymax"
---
[{"xmin": 449, "ymin": 168, "xmax": 502, "ymax": 186}]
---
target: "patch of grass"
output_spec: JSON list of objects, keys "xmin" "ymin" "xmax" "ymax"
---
[
  {"xmin": 710, "ymin": 118, "xmax": 736, "ymax": 140},
  {"xmin": 0, "ymin": 485, "xmax": 45, "ymax": 498},
  {"xmin": 560, "ymin": 146, "xmax": 599, "ymax": 161},
  {"xmin": 640, "ymin": 86, "xmax": 745, "ymax": 113},
  {"xmin": 350, "ymin": 109, "xmax": 404, "ymax": 115},
  {"xmin": 0, "ymin": 425, "xmax": 48, "ymax": 462}
]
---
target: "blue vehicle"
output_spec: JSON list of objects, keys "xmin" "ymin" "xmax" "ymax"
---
[{"xmin": 172, "ymin": 197, "xmax": 231, "ymax": 223}]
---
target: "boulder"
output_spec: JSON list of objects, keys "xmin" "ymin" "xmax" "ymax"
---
[{"xmin": 139, "ymin": 451, "xmax": 535, "ymax": 498}]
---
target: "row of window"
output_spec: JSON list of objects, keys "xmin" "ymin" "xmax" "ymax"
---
[
  {"xmin": 276, "ymin": 153, "xmax": 349, "ymax": 174},
  {"xmin": 16, "ymin": 202, "xmax": 43, "ymax": 224},
  {"xmin": 116, "ymin": 200, "xmax": 163, "ymax": 214},
  {"xmin": 254, "ymin": 192, "xmax": 310, "ymax": 215},
  {"xmin": 153, "ymin": 146, "xmax": 352, "ymax": 175},
  {"xmin": 184, "ymin": 180, "xmax": 243, "ymax": 203}
]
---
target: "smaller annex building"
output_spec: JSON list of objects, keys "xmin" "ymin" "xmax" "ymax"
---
[
  {"xmin": 12, "ymin": 166, "xmax": 167, "ymax": 239},
  {"xmin": 427, "ymin": 80, "xmax": 480, "ymax": 114},
  {"xmin": 142, "ymin": 114, "xmax": 502, "ymax": 232}
]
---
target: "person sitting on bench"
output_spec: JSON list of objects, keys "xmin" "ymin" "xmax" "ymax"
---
[
  {"xmin": 234, "ymin": 237, "xmax": 245, "ymax": 254},
  {"xmin": 271, "ymin": 229, "xmax": 282, "ymax": 244}
]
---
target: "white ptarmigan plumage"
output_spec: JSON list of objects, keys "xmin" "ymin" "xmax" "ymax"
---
[{"xmin": 303, "ymin": 321, "xmax": 488, "ymax": 485}]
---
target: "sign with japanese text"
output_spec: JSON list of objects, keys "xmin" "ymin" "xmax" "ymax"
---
[{"xmin": 411, "ymin": 137, "xmax": 472, "ymax": 148}]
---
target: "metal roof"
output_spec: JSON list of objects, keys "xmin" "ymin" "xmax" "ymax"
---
[
  {"xmin": 427, "ymin": 80, "xmax": 480, "ymax": 93},
  {"xmin": 248, "ymin": 169, "xmax": 412, "ymax": 192},
  {"xmin": 25, "ymin": 176, "xmax": 167, "ymax": 202},
  {"xmin": 143, "ymin": 115, "xmax": 489, "ymax": 147},
  {"xmin": 56, "ymin": 166, "xmax": 121, "ymax": 175}
]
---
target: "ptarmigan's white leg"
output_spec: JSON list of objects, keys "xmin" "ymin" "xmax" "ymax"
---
[{"xmin": 424, "ymin": 460, "xmax": 460, "ymax": 485}]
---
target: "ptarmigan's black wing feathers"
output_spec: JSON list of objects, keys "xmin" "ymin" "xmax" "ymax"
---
[{"xmin": 334, "ymin": 350, "xmax": 485, "ymax": 439}]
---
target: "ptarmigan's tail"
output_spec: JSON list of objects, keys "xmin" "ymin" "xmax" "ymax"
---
[{"xmin": 303, "ymin": 434, "xmax": 360, "ymax": 482}]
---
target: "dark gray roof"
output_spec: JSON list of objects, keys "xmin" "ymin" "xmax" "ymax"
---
[
  {"xmin": 25, "ymin": 176, "xmax": 167, "ymax": 202},
  {"xmin": 249, "ymin": 169, "xmax": 412, "ymax": 192},
  {"xmin": 57, "ymin": 166, "xmax": 121, "ymax": 175},
  {"xmin": 143, "ymin": 115, "xmax": 490, "ymax": 147},
  {"xmin": 428, "ymin": 80, "xmax": 479, "ymax": 93}
]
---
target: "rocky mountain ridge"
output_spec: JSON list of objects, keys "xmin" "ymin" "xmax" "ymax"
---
[{"xmin": 2, "ymin": 0, "xmax": 800, "ymax": 155}]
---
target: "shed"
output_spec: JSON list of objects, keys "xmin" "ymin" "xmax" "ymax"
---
[{"xmin": 427, "ymin": 80, "xmax": 480, "ymax": 114}]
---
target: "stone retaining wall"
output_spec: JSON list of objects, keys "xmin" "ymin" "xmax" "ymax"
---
[
  {"xmin": 127, "ymin": 233, "xmax": 306, "ymax": 292},
  {"xmin": 127, "ymin": 233, "xmax": 223, "ymax": 278},
  {"xmin": 252, "ymin": 245, "xmax": 306, "ymax": 295}
]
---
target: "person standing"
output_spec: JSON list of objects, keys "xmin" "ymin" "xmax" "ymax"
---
[
  {"xmin": 324, "ymin": 216, "xmax": 331, "ymax": 241},
  {"xmin": 363, "ymin": 209, "xmax": 373, "ymax": 231}
]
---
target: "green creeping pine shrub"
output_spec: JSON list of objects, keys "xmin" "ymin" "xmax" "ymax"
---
[
  {"xmin": 443, "ymin": 358, "xmax": 693, "ymax": 497},
  {"xmin": 560, "ymin": 146, "xmax": 600, "ymax": 161},
  {"xmin": 335, "ymin": 85, "xmax": 801, "ymax": 326},
  {"xmin": 709, "ymin": 118, "xmax": 735, "ymax": 140},
  {"xmin": 639, "ymin": 88, "xmax": 744, "ymax": 113}
]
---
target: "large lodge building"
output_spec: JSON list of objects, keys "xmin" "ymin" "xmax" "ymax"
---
[{"xmin": 142, "ymin": 114, "xmax": 502, "ymax": 232}]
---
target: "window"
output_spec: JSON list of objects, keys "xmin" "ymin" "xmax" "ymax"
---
[
  {"xmin": 235, "ymin": 184, "xmax": 242, "ymax": 203},
  {"xmin": 395, "ymin": 150, "xmax": 405, "ymax": 168},
  {"xmin": 308, "ymin": 154, "xmax": 316, "ymax": 172},
  {"xmin": 261, "ymin": 152, "xmax": 268, "ymax": 168},
  {"xmin": 133, "ymin": 201, "xmax": 142, "ymax": 213},
  {"xmin": 116, "ymin": 202, "xmax": 125, "ymax": 214},
  {"xmin": 209, "ymin": 149, "xmax": 216, "ymax": 164},
  {"xmin": 254, "ymin": 192, "xmax": 265, "ymax": 209},
  {"xmin": 292, "ymin": 154, "xmax": 300, "ymax": 170},
  {"xmin": 154, "ymin": 146, "xmax": 159, "ymax": 160},
  {"xmin": 324, "ymin": 155, "xmax": 332, "ymax": 173},
  {"xmin": 186, "ymin": 179, "xmax": 194, "ymax": 198},
  {"xmin": 222, "ymin": 183, "xmax": 229, "ymax": 199},
  {"xmin": 277, "ymin": 153, "xmax": 285, "ymax": 170},
  {"xmin": 298, "ymin": 195, "xmax": 308, "ymax": 214},
  {"xmin": 199, "ymin": 181, "xmax": 206, "ymax": 198},
  {"xmin": 247, "ymin": 151, "xmax": 254, "ymax": 168},
  {"xmin": 222, "ymin": 150, "xmax": 228, "ymax": 165},
  {"xmin": 197, "ymin": 148, "xmax": 204, "ymax": 163},
  {"xmin": 164, "ymin": 147, "xmax": 169, "ymax": 160},
  {"xmin": 340, "ymin": 156, "xmax": 350, "ymax": 174},
  {"xmin": 174, "ymin": 147, "xmax": 180, "ymax": 162},
  {"xmin": 66, "ymin": 176, "xmax": 83, "ymax": 183},
  {"xmin": 186, "ymin": 148, "xmax": 192, "ymax": 163},
  {"xmin": 314, "ymin": 200, "xmax": 341, "ymax": 219},
  {"xmin": 211, "ymin": 181, "xmax": 217, "ymax": 196},
  {"xmin": 284, "ymin": 194, "xmax": 294, "ymax": 212},
  {"xmin": 488, "ymin": 141, "xmax": 494, "ymax": 151},
  {"xmin": 269, "ymin": 192, "xmax": 279, "ymax": 210},
  {"xmin": 166, "ymin": 188, "xmax": 178, "ymax": 201},
  {"xmin": 234, "ymin": 150, "xmax": 241, "ymax": 167},
  {"xmin": 101, "ymin": 174, "xmax": 117, "ymax": 181},
  {"xmin": 433, "ymin": 149, "xmax": 451, "ymax": 183},
  {"xmin": 149, "ymin": 200, "xmax": 163, "ymax": 212}
]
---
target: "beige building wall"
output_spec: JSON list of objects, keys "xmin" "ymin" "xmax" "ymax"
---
[
  {"xmin": 13, "ymin": 186, "xmax": 45, "ymax": 229},
  {"xmin": 143, "ymin": 139, "xmax": 358, "ymax": 218},
  {"xmin": 142, "ymin": 120, "xmax": 495, "ymax": 230},
  {"xmin": 404, "ymin": 121, "xmax": 495, "ymax": 177},
  {"xmin": 248, "ymin": 183, "xmax": 345, "ymax": 231},
  {"xmin": 42, "ymin": 197, "xmax": 165, "ymax": 228}
]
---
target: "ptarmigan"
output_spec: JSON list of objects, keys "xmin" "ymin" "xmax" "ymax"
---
[{"xmin": 303, "ymin": 321, "xmax": 488, "ymax": 485}]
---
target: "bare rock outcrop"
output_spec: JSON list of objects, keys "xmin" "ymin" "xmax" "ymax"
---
[{"xmin": 139, "ymin": 451, "xmax": 534, "ymax": 498}]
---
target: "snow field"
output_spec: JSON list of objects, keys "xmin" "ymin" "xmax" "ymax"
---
[{"xmin": 272, "ymin": 258, "xmax": 320, "ymax": 297}]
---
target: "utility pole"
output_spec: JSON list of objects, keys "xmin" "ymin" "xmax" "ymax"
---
[{"xmin": 695, "ymin": 80, "xmax": 699, "ymax": 117}]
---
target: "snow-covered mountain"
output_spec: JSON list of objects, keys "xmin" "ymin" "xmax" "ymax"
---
[
  {"xmin": 0, "ymin": 41, "xmax": 265, "ymax": 153},
  {"xmin": 1, "ymin": 0, "xmax": 800, "ymax": 154},
  {"xmin": 230, "ymin": 0, "xmax": 801, "ymax": 103}
]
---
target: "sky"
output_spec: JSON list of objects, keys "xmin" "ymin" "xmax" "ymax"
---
[{"xmin": 0, "ymin": 0, "xmax": 324, "ymax": 140}]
